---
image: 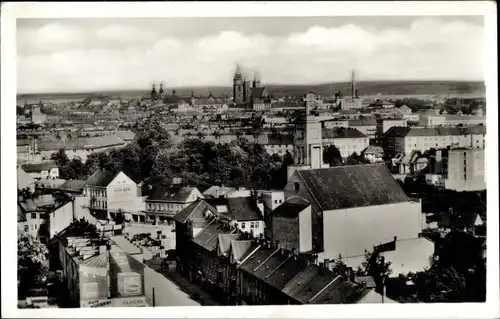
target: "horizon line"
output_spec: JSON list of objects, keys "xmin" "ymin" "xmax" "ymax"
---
[{"xmin": 17, "ymin": 79, "xmax": 485, "ymax": 96}]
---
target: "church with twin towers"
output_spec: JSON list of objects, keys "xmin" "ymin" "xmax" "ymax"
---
[{"xmin": 232, "ymin": 64, "xmax": 269, "ymax": 105}]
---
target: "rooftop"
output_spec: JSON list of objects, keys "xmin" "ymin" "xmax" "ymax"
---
[{"xmin": 293, "ymin": 163, "xmax": 409, "ymax": 211}]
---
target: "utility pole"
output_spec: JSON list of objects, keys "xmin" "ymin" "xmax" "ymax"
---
[{"xmin": 152, "ymin": 287, "xmax": 156, "ymax": 307}]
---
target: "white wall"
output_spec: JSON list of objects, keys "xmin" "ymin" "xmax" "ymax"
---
[
  {"xmin": 322, "ymin": 201, "xmax": 422, "ymax": 260},
  {"xmin": 298, "ymin": 206, "xmax": 312, "ymax": 253},
  {"xmin": 49, "ymin": 201, "xmax": 74, "ymax": 238},
  {"xmin": 107, "ymin": 172, "xmax": 143, "ymax": 212}
]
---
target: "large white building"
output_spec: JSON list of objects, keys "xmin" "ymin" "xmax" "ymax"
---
[
  {"xmin": 384, "ymin": 125, "xmax": 486, "ymax": 158},
  {"xmin": 83, "ymin": 170, "xmax": 145, "ymax": 220},
  {"xmin": 277, "ymin": 163, "xmax": 424, "ymax": 264}
]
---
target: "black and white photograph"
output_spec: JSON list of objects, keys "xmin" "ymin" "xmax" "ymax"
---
[{"xmin": 1, "ymin": 2, "xmax": 498, "ymax": 318}]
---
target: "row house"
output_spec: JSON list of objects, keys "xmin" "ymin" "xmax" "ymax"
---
[
  {"xmin": 383, "ymin": 125, "xmax": 486, "ymax": 158},
  {"xmin": 321, "ymin": 127, "xmax": 370, "ymax": 157},
  {"xmin": 177, "ymin": 215, "xmax": 392, "ymax": 305},
  {"xmin": 145, "ymin": 186, "xmax": 204, "ymax": 224}
]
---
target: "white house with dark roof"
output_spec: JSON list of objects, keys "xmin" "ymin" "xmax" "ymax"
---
[
  {"xmin": 321, "ymin": 127, "xmax": 370, "ymax": 157},
  {"xmin": 21, "ymin": 161, "xmax": 59, "ymax": 179},
  {"xmin": 281, "ymin": 163, "xmax": 424, "ymax": 263},
  {"xmin": 83, "ymin": 170, "xmax": 145, "ymax": 220}
]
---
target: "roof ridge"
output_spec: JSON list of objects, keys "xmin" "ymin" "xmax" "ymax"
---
[
  {"xmin": 309, "ymin": 275, "xmax": 342, "ymax": 303},
  {"xmin": 265, "ymin": 255, "xmax": 291, "ymax": 280}
]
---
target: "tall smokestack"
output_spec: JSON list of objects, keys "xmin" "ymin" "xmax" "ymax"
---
[{"xmin": 351, "ymin": 69, "xmax": 356, "ymax": 98}]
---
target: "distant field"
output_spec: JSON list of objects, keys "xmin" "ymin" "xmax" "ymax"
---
[{"xmin": 17, "ymin": 80, "xmax": 485, "ymax": 103}]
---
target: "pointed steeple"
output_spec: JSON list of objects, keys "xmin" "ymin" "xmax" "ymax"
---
[
  {"xmin": 208, "ymin": 92, "xmax": 214, "ymax": 99},
  {"xmin": 235, "ymin": 64, "xmax": 242, "ymax": 75},
  {"xmin": 351, "ymin": 69, "xmax": 356, "ymax": 99},
  {"xmin": 159, "ymin": 82, "xmax": 164, "ymax": 94}
]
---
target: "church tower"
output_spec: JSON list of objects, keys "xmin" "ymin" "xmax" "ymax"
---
[
  {"xmin": 151, "ymin": 83, "xmax": 158, "ymax": 100},
  {"xmin": 287, "ymin": 92, "xmax": 327, "ymax": 180},
  {"xmin": 159, "ymin": 82, "xmax": 165, "ymax": 99},
  {"xmin": 233, "ymin": 64, "xmax": 244, "ymax": 104}
]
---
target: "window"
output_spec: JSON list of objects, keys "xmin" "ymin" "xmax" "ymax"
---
[
  {"xmin": 31, "ymin": 213, "xmax": 37, "ymax": 219},
  {"xmin": 279, "ymin": 199, "xmax": 282, "ymax": 203},
  {"xmin": 24, "ymin": 225, "xmax": 29, "ymax": 232},
  {"xmin": 250, "ymin": 222, "xmax": 254, "ymax": 229},
  {"xmin": 294, "ymin": 182, "xmax": 300, "ymax": 192},
  {"xmin": 255, "ymin": 222, "xmax": 259, "ymax": 228},
  {"xmin": 274, "ymin": 200, "xmax": 278, "ymax": 204},
  {"xmin": 241, "ymin": 222, "xmax": 246, "ymax": 229}
]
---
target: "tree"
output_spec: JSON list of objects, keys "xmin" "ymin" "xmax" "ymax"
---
[
  {"xmin": 50, "ymin": 149, "xmax": 70, "ymax": 168},
  {"xmin": 359, "ymin": 249, "xmax": 392, "ymax": 294},
  {"xmin": 18, "ymin": 234, "xmax": 49, "ymax": 298},
  {"xmin": 323, "ymin": 145, "xmax": 343, "ymax": 166}
]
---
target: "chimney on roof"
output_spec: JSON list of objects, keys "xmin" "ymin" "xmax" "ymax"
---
[{"xmin": 394, "ymin": 236, "xmax": 397, "ymax": 243}]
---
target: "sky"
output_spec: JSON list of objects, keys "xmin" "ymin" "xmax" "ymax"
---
[{"xmin": 17, "ymin": 16, "xmax": 485, "ymax": 94}]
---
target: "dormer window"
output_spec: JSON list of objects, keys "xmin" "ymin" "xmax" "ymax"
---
[{"xmin": 294, "ymin": 182, "xmax": 300, "ymax": 192}]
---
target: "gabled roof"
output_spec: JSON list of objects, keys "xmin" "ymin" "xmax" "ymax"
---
[
  {"xmin": 362, "ymin": 145, "xmax": 384, "ymax": 155},
  {"xmin": 18, "ymin": 205, "xmax": 27, "ymax": 222},
  {"xmin": 239, "ymin": 247, "xmax": 279, "ymax": 275},
  {"xmin": 57, "ymin": 179, "xmax": 86, "ymax": 193},
  {"xmin": 21, "ymin": 161, "xmax": 58, "ymax": 173},
  {"xmin": 281, "ymin": 264, "xmax": 338, "ymax": 303},
  {"xmin": 293, "ymin": 163, "xmax": 409, "ymax": 211},
  {"xmin": 84, "ymin": 170, "xmax": 119, "ymax": 187},
  {"xmin": 192, "ymin": 221, "xmax": 236, "ymax": 252},
  {"xmin": 202, "ymin": 186, "xmax": 236, "ymax": 198},
  {"xmin": 148, "ymin": 186, "xmax": 198, "ymax": 203},
  {"xmin": 310, "ymin": 277, "xmax": 368, "ymax": 304},
  {"xmin": 218, "ymin": 233, "xmax": 240, "ymax": 256},
  {"xmin": 173, "ymin": 199, "xmax": 218, "ymax": 224},
  {"xmin": 272, "ymin": 199, "xmax": 310, "ymax": 219},
  {"xmin": 17, "ymin": 166, "xmax": 35, "ymax": 190},
  {"xmin": 348, "ymin": 118, "xmax": 377, "ymax": 126},
  {"xmin": 322, "ymin": 127, "xmax": 367, "ymax": 139},
  {"xmin": 226, "ymin": 197, "xmax": 263, "ymax": 221},
  {"xmin": 264, "ymin": 255, "xmax": 309, "ymax": 290},
  {"xmin": 229, "ymin": 240, "xmax": 254, "ymax": 262}
]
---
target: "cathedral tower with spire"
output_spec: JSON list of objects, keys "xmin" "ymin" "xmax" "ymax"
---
[
  {"xmin": 233, "ymin": 64, "xmax": 245, "ymax": 104},
  {"xmin": 151, "ymin": 83, "xmax": 158, "ymax": 100}
]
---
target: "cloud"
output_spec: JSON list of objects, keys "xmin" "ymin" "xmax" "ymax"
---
[{"xmin": 17, "ymin": 17, "xmax": 484, "ymax": 93}]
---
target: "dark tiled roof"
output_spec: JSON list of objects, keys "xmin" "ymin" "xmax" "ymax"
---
[
  {"xmin": 148, "ymin": 186, "xmax": 197, "ymax": 202},
  {"xmin": 362, "ymin": 145, "xmax": 384, "ymax": 155},
  {"xmin": 387, "ymin": 125, "xmax": 486, "ymax": 138},
  {"xmin": 348, "ymin": 118, "xmax": 377, "ymax": 126},
  {"xmin": 252, "ymin": 249, "xmax": 290, "ymax": 281},
  {"xmin": 173, "ymin": 200, "xmax": 217, "ymax": 224},
  {"xmin": 322, "ymin": 127, "xmax": 367, "ymax": 139},
  {"xmin": 251, "ymin": 87, "xmax": 266, "ymax": 98},
  {"xmin": 83, "ymin": 135, "xmax": 125, "ymax": 149},
  {"xmin": 282, "ymin": 264, "xmax": 339, "ymax": 303},
  {"xmin": 239, "ymin": 247, "xmax": 278, "ymax": 274},
  {"xmin": 311, "ymin": 278, "xmax": 368, "ymax": 304},
  {"xmin": 21, "ymin": 161, "xmax": 58, "ymax": 173},
  {"xmin": 264, "ymin": 255, "xmax": 309, "ymax": 290},
  {"xmin": 85, "ymin": 170, "xmax": 119, "ymax": 187},
  {"xmin": 192, "ymin": 221, "xmax": 236, "ymax": 252},
  {"xmin": 295, "ymin": 163, "xmax": 409, "ymax": 211},
  {"xmin": 58, "ymin": 179, "xmax": 86, "ymax": 193},
  {"xmin": 18, "ymin": 205, "xmax": 27, "ymax": 222},
  {"xmin": 266, "ymin": 134, "xmax": 294, "ymax": 145},
  {"xmin": 226, "ymin": 197, "xmax": 262, "ymax": 221},
  {"xmin": 272, "ymin": 200, "xmax": 310, "ymax": 219}
]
